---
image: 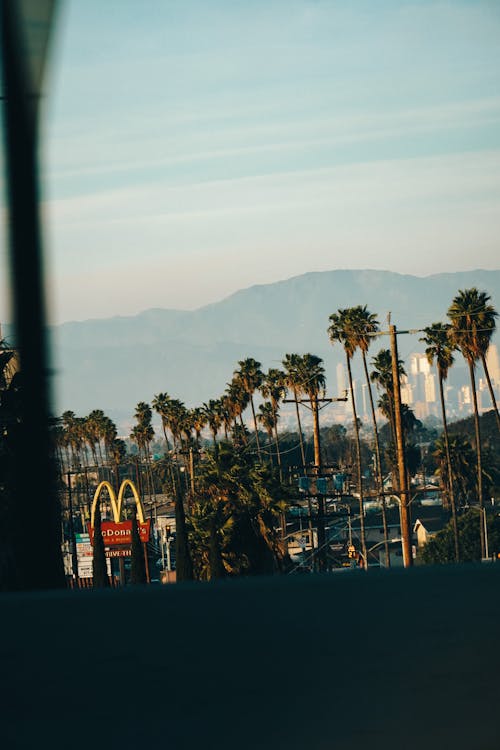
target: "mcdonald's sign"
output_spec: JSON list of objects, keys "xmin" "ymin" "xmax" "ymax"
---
[
  {"xmin": 89, "ymin": 479, "xmax": 150, "ymax": 546},
  {"xmin": 87, "ymin": 520, "xmax": 151, "ymax": 546}
]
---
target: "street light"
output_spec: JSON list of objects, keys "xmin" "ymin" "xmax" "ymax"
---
[{"xmin": 464, "ymin": 506, "xmax": 490, "ymax": 561}]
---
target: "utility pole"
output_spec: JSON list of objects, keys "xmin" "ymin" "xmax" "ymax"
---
[
  {"xmin": 189, "ymin": 446, "xmax": 195, "ymax": 496},
  {"xmin": 390, "ymin": 325, "xmax": 413, "ymax": 567},
  {"xmin": 67, "ymin": 472, "xmax": 79, "ymax": 581},
  {"xmin": 284, "ymin": 393, "xmax": 347, "ymax": 572}
]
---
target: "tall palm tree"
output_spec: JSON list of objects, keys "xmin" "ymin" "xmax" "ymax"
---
[
  {"xmin": 165, "ymin": 399, "xmax": 187, "ymax": 455},
  {"xmin": 261, "ymin": 368, "xmax": 286, "ymax": 480},
  {"xmin": 282, "ymin": 353, "xmax": 307, "ymax": 469},
  {"xmin": 257, "ymin": 401, "xmax": 277, "ymax": 454},
  {"xmin": 225, "ymin": 377, "xmax": 250, "ymax": 435},
  {"xmin": 191, "ymin": 407, "xmax": 207, "ymax": 447},
  {"xmin": 61, "ymin": 411, "xmax": 79, "ymax": 468},
  {"xmin": 296, "ymin": 354, "xmax": 326, "ymax": 467},
  {"xmin": 235, "ymin": 358, "xmax": 264, "ymax": 461},
  {"xmin": 219, "ymin": 395, "xmax": 233, "ymax": 440},
  {"xmin": 203, "ymin": 399, "xmax": 223, "ymax": 456},
  {"xmin": 370, "ymin": 349, "xmax": 403, "ymax": 441},
  {"xmin": 450, "ymin": 289, "xmax": 499, "ymax": 430},
  {"xmin": 328, "ymin": 310, "xmax": 368, "ymax": 569},
  {"xmin": 87, "ymin": 409, "xmax": 107, "ymax": 466},
  {"xmin": 421, "ymin": 323, "xmax": 459, "ymax": 562},
  {"xmin": 448, "ymin": 288, "xmax": 495, "ymax": 556},
  {"xmin": 152, "ymin": 393, "xmax": 173, "ymax": 453},
  {"xmin": 152, "ymin": 393, "xmax": 179, "ymax": 494},
  {"xmin": 296, "ymin": 354, "xmax": 328, "ymax": 571},
  {"xmin": 342, "ymin": 305, "xmax": 390, "ymax": 567},
  {"xmin": 131, "ymin": 401, "xmax": 156, "ymax": 505}
]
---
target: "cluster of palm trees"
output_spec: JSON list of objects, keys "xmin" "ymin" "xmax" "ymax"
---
[
  {"xmin": 55, "ymin": 409, "xmax": 125, "ymax": 472},
  {"xmin": 422, "ymin": 288, "xmax": 499, "ymax": 559},
  {"xmin": 54, "ymin": 286, "xmax": 498, "ymax": 575},
  {"xmin": 148, "ymin": 356, "xmax": 329, "ymax": 476}
]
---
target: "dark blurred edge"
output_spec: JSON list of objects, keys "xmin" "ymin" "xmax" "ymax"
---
[
  {"xmin": 1, "ymin": 565, "xmax": 500, "ymax": 750},
  {"xmin": 1, "ymin": 0, "xmax": 65, "ymax": 589}
]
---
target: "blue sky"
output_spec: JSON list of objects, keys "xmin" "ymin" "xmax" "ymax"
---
[{"xmin": 35, "ymin": 0, "xmax": 500, "ymax": 322}]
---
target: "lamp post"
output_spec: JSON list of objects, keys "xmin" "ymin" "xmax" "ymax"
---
[{"xmin": 466, "ymin": 506, "xmax": 490, "ymax": 561}]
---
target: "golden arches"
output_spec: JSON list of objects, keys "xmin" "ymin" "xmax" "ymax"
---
[
  {"xmin": 117, "ymin": 478, "xmax": 145, "ymax": 524},
  {"xmin": 90, "ymin": 479, "xmax": 145, "ymax": 526}
]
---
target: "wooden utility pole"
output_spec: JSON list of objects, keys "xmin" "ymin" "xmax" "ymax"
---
[
  {"xmin": 310, "ymin": 394, "xmax": 327, "ymax": 571},
  {"xmin": 390, "ymin": 325, "xmax": 413, "ymax": 567}
]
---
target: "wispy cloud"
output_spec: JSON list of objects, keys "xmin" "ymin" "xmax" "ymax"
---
[{"xmin": 47, "ymin": 95, "xmax": 500, "ymax": 184}]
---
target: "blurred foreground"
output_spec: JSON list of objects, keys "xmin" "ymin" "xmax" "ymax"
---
[{"xmin": 1, "ymin": 564, "xmax": 499, "ymax": 750}]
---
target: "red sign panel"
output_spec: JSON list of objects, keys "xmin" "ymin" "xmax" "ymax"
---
[{"xmin": 87, "ymin": 520, "xmax": 151, "ymax": 546}]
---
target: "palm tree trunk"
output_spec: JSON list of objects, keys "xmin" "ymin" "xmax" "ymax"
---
[
  {"xmin": 346, "ymin": 356, "xmax": 368, "ymax": 570},
  {"xmin": 293, "ymin": 386, "xmax": 306, "ymax": 469},
  {"xmin": 480, "ymin": 353, "xmax": 500, "ymax": 432},
  {"xmin": 249, "ymin": 395, "xmax": 262, "ymax": 461},
  {"xmin": 146, "ymin": 442, "xmax": 156, "ymax": 505},
  {"xmin": 362, "ymin": 352, "xmax": 390, "ymax": 567},
  {"xmin": 272, "ymin": 403, "xmax": 283, "ymax": 482},
  {"xmin": 161, "ymin": 423, "xmax": 177, "ymax": 494},
  {"xmin": 97, "ymin": 439, "xmax": 104, "ymax": 467},
  {"xmin": 438, "ymin": 371, "xmax": 460, "ymax": 562},
  {"xmin": 266, "ymin": 429, "xmax": 274, "ymax": 466},
  {"xmin": 468, "ymin": 361, "xmax": 485, "ymax": 557},
  {"xmin": 162, "ymin": 421, "xmax": 172, "ymax": 453}
]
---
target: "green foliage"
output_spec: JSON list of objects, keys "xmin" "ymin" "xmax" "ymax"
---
[
  {"xmin": 419, "ymin": 510, "xmax": 500, "ymax": 565},
  {"xmin": 189, "ymin": 443, "xmax": 291, "ymax": 579}
]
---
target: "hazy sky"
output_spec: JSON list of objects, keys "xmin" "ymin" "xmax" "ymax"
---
[{"xmin": 35, "ymin": 0, "xmax": 500, "ymax": 322}]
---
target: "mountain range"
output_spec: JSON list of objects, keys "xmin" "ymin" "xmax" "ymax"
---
[{"xmin": 51, "ymin": 269, "xmax": 500, "ymax": 426}]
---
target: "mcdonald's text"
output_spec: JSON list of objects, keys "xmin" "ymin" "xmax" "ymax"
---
[{"xmin": 87, "ymin": 520, "xmax": 151, "ymax": 546}]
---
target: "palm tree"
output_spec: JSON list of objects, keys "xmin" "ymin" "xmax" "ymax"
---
[
  {"xmin": 340, "ymin": 305, "xmax": 391, "ymax": 567},
  {"xmin": 152, "ymin": 393, "xmax": 173, "ymax": 453},
  {"xmin": 87, "ymin": 409, "xmax": 107, "ymax": 466},
  {"xmin": 296, "ymin": 354, "xmax": 328, "ymax": 571},
  {"xmin": 260, "ymin": 368, "xmax": 286, "ymax": 480},
  {"xmin": 421, "ymin": 323, "xmax": 459, "ymax": 562},
  {"xmin": 257, "ymin": 401, "xmax": 277, "ymax": 459},
  {"xmin": 152, "ymin": 393, "xmax": 179, "ymax": 494},
  {"xmin": 296, "ymin": 354, "xmax": 326, "ymax": 466},
  {"xmin": 328, "ymin": 310, "xmax": 368, "ymax": 569},
  {"xmin": 448, "ymin": 288, "xmax": 495, "ymax": 556},
  {"xmin": 203, "ymin": 399, "xmax": 223, "ymax": 456},
  {"xmin": 235, "ymin": 358, "xmax": 264, "ymax": 460},
  {"xmin": 451, "ymin": 289, "xmax": 499, "ymax": 429},
  {"xmin": 219, "ymin": 395, "xmax": 233, "ymax": 440},
  {"xmin": 191, "ymin": 407, "xmax": 207, "ymax": 447},
  {"xmin": 225, "ymin": 377, "xmax": 250, "ymax": 435},
  {"xmin": 131, "ymin": 402, "xmax": 156, "ymax": 505},
  {"xmin": 433, "ymin": 436, "xmax": 477, "ymax": 508},
  {"xmin": 282, "ymin": 353, "xmax": 307, "ymax": 468},
  {"xmin": 370, "ymin": 349, "xmax": 405, "ymax": 441}
]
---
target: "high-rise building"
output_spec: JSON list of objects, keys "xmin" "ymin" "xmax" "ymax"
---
[
  {"xmin": 486, "ymin": 344, "xmax": 500, "ymax": 388},
  {"xmin": 336, "ymin": 362, "xmax": 346, "ymax": 395}
]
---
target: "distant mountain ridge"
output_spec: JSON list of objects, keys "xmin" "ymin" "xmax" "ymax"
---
[{"xmin": 51, "ymin": 269, "xmax": 500, "ymax": 422}]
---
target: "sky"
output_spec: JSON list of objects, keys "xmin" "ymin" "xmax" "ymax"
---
[{"xmin": 17, "ymin": 0, "xmax": 500, "ymax": 322}]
